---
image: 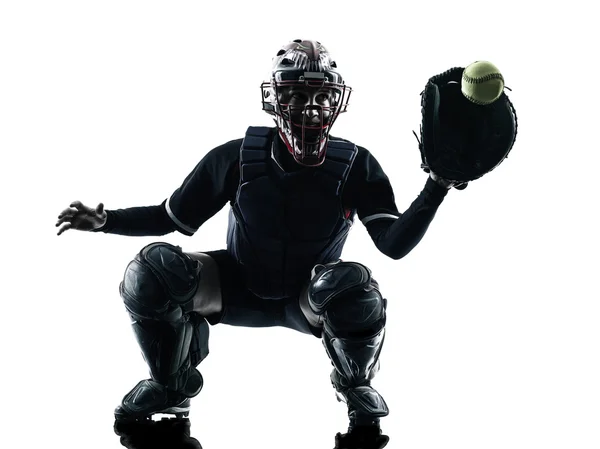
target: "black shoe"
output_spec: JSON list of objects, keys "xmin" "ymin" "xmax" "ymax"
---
[
  {"xmin": 114, "ymin": 416, "xmax": 202, "ymax": 449},
  {"xmin": 115, "ymin": 379, "xmax": 192, "ymax": 421},
  {"xmin": 334, "ymin": 425, "xmax": 390, "ymax": 449}
]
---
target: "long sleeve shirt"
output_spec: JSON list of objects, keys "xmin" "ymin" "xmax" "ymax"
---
[{"xmin": 94, "ymin": 131, "xmax": 449, "ymax": 260}]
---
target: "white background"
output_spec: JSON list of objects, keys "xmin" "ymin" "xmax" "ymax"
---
[{"xmin": 1, "ymin": 1, "xmax": 599, "ymax": 448}]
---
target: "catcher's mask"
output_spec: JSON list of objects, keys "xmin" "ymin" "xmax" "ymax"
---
[{"xmin": 261, "ymin": 39, "xmax": 352, "ymax": 167}]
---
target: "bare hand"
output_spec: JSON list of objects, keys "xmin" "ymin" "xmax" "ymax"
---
[{"xmin": 55, "ymin": 201, "xmax": 107, "ymax": 236}]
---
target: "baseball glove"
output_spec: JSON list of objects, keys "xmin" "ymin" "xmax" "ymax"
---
[{"xmin": 415, "ymin": 67, "xmax": 518, "ymax": 189}]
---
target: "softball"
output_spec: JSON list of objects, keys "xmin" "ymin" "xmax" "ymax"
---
[{"xmin": 461, "ymin": 61, "xmax": 504, "ymax": 105}]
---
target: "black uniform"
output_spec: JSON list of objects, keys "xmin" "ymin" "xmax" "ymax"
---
[{"xmin": 96, "ymin": 127, "xmax": 448, "ymax": 335}]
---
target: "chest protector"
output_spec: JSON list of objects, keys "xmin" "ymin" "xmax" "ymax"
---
[{"xmin": 226, "ymin": 126, "xmax": 358, "ymax": 299}]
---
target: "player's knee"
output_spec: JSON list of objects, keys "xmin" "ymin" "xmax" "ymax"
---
[
  {"xmin": 119, "ymin": 242, "xmax": 201, "ymax": 320},
  {"xmin": 307, "ymin": 261, "xmax": 386, "ymax": 337}
]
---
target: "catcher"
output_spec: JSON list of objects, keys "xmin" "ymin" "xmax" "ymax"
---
[{"xmin": 55, "ymin": 40, "xmax": 517, "ymax": 449}]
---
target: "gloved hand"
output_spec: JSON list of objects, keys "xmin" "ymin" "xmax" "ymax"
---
[{"xmin": 417, "ymin": 66, "xmax": 518, "ymax": 187}]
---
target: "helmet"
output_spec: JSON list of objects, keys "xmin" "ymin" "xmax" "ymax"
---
[{"xmin": 261, "ymin": 40, "xmax": 352, "ymax": 166}]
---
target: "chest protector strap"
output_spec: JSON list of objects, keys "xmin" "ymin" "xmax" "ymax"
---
[{"xmin": 239, "ymin": 126, "xmax": 272, "ymax": 184}]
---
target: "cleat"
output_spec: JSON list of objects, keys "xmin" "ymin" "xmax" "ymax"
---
[
  {"xmin": 114, "ymin": 379, "xmax": 193, "ymax": 421},
  {"xmin": 334, "ymin": 426, "xmax": 390, "ymax": 449}
]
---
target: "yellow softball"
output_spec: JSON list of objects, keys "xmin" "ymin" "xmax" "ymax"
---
[{"xmin": 461, "ymin": 61, "xmax": 505, "ymax": 105}]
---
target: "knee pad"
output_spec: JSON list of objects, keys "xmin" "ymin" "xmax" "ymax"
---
[
  {"xmin": 120, "ymin": 242, "xmax": 201, "ymax": 320},
  {"xmin": 307, "ymin": 261, "xmax": 386, "ymax": 336}
]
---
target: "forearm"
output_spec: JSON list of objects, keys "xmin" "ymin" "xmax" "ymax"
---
[
  {"xmin": 367, "ymin": 177, "xmax": 448, "ymax": 259},
  {"xmin": 92, "ymin": 202, "xmax": 177, "ymax": 236}
]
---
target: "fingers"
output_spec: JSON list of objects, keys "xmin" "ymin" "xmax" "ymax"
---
[
  {"xmin": 96, "ymin": 203, "xmax": 104, "ymax": 214},
  {"xmin": 56, "ymin": 202, "xmax": 86, "ymax": 227},
  {"xmin": 60, "ymin": 200, "xmax": 96, "ymax": 219},
  {"xmin": 55, "ymin": 214, "xmax": 73, "ymax": 226},
  {"xmin": 57, "ymin": 222, "xmax": 72, "ymax": 236},
  {"xmin": 69, "ymin": 200, "xmax": 94, "ymax": 214},
  {"xmin": 57, "ymin": 206, "xmax": 78, "ymax": 219}
]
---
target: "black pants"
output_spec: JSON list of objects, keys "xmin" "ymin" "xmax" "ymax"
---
[{"xmin": 202, "ymin": 250, "xmax": 322, "ymax": 338}]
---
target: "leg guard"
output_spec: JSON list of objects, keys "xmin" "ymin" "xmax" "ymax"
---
[
  {"xmin": 308, "ymin": 261, "xmax": 389, "ymax": 428},
  {"xmin": 116, "ymin": 242, "xmax": 208, "ymax": 419}
]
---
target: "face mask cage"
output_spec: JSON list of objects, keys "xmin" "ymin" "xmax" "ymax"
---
[{"xmin": 261, "ymin": 74, "xmax": 352, "ymax": 166}]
